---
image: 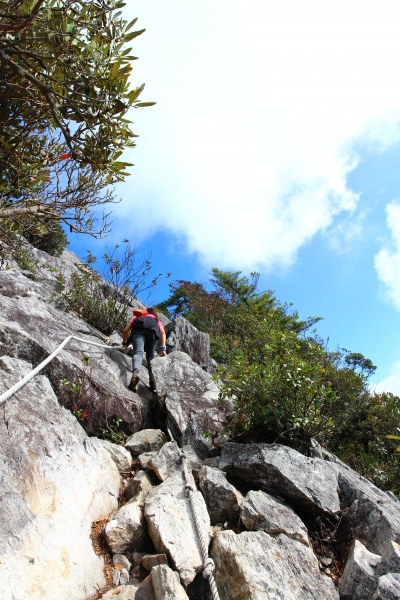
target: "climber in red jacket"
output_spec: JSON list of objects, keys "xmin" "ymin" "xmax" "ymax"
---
[{"xmin": 122, "ymin": 307, "xmax": 167, "ymax": 393}]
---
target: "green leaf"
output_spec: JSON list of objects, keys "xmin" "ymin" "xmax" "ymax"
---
[
  {"xmin": 134, "ymin": 102, "xmax": 156, "ymax": 108},
  {"xmin": 124, "ymin": 29, "xmax": 146, "ymax": 42}
]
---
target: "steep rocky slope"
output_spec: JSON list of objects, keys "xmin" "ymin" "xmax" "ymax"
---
[{"xmin": 1, "ymin": 243, "xmax": 400, "ymax": 600}]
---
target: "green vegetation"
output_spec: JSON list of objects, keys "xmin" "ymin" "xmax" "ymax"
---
[
  {"xmin": 0, "ymin": 0, "xmax": 153, "ymax": 261},
  {"xmin": 22, "ymin": 218, "xmax": 69, "ymax": 256},
  {"xmin": 56, "ymin": 239, "xmax": 165, "ymax": 335},
  {"xmin": 159, "ymin": 269, "xmax": 400, "ymax": 495}
]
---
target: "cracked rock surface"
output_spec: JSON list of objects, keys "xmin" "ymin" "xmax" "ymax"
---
[{"xmin": 0, "ymin": 356, "xmax": 121, "ymax": 600}]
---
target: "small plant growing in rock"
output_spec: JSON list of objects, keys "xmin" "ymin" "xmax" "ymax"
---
[
  {"xmin": 61, "ymin": 377, "xmax": 83, "ymax": 395},
  {"xmin": 60, "ymin": 355, "xmax": 93, "ymax": 423},
  {"xmin": 71, "ymin": 405, "xmax": 89, "ymax": 421},
  {"xmin": 102, "ymin": 416, "xmax": 125, "ymax": 444}
]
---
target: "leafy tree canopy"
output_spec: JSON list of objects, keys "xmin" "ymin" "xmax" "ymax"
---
[
  {"xmin": 157, "ymin": 268, "xmax": 321, "ymax": 362},
  {"xmin": 158, "ymin": 269, "xmax": 400, "ymax": 495},
  {"xmin": 0, "ymin": 0, "xmax": 153, "ymax": 239}
]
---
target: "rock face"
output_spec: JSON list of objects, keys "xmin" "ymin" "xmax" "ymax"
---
[
  {"xmin": 0, "ymin": 264, "xmax": 155, "ymax": 435},
  {"xmin": 105, "ymin": 496, "xmax": 151, "ymax": 554},
  {"xmin": 125, "ymin": 429, "xmax": 167, "ymax": 457},
  {"xmin": 372, "ymin": 573, "xmax": 400, "ymax": 599},
  {"xmin": 339, "ymin": 540, "xmax": 381, "ymax": 600},
  {"xmin": 0, "ymin": 356, "xmax": 121, "ymax": 600},
  {"xmin": 94, "ymin": 437, "xmax": 133, "ymax": 472},
  {"xmin": 148, "ymin": 441, "xmax": 182, "ymax": 481},
  {"xmin": 165, "ymin": 316, "xmax": 210, "ymax": 368},
  {"xmin": 124, "ymin": 469, "xmax": 156, "ymax": 502},
  {"xmin": 377, "ymin": 540, "xmax": 400, "ymax": 576},
  {"xmin": 144, "ymin": 471, "xmax": 211, "ymax": 585},
  {"xmin": 220, "ymin": 442, "xmax": 340, "ymax": 515},
  {"xmin": 3, "ymin": 240, "xmax": 400, "ymax": 600},
  {"xmin": 141, "ymin": 553, "xmax": 168, "ymax": 570},
  {"xmin": 240, "ymin": 490, "xmax": 309, "ymax": 546},
  {"xmin": 211, "ymin": 530, "xmax": 339, "ymax": 600},
  {"xmin": 138, "ymin": 450, "xmax": 158, "ymax": 469},
  {"xmin": 320, "ymin": 451, "xmax": 400, "ymax": 557},
  {"xmin": 151, "ymin": 351, "xmax": 233, "ymax": 458},
  {"xmin": 151, "ymin": 564, "xmax": 190, "ymax": 600},
  {"xmin": 198, "ymin": 465, "xmax": 243, "ymax": 525}
]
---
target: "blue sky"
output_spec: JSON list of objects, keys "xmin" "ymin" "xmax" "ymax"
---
[{"xmin": 69, "ymin": 1, "xmax": 400, "ymax": 393}]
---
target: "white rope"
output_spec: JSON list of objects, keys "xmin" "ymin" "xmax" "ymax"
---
[
  {"xmin": 0, "ymin": 334, "xmax": 125, "ymax": 405},
  {"xmin": 1, "ymin": 337, "xmax": 220, "ymax": 600},
  {"xmin": 167, "ymin": 427, "xmax": 221, "ymax": 600}
]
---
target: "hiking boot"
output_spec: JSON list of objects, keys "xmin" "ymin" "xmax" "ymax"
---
[{"xmin": 128, "ymin": 370, "xmax": 140, "ymax": 392}]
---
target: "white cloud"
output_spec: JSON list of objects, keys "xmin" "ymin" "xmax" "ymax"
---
[
  {"xmin": 375, "ymin": 201, "xmax": 400, "ymax": 309},
  {"xmin": 118, "ymin": 0, "xmax": 400, "ymax": 270},
  {"xmin": 374, "ymin": 359, "xmax": 400, "ymax": 395}
]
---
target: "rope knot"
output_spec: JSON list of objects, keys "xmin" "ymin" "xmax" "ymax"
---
[{"xmin": 203, "ymin": 557, "xmax": 215, "ymax": 578}]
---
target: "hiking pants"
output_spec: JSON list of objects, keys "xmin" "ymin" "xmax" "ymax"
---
[{"xmin": 131, "ymin": 331, "xmax": 158, "ymax": 380}]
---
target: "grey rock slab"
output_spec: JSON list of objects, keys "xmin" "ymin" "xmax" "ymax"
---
[
  {"xmin": 339, "ymin": 539, "xmax": 381, "ymax": 599},
  {"xmin": 151, "ymin": 351, "xmax": 233, "ymax": 459},
  {"xmin": 151, "ymin": 564, "xmax": 189, "ymax": 600},
  {"xmin": 240, "ymin": 489, "xmax": 309, "ymax": 546},
  {"xmin": 124, "ymin": 470, "xmax": 157, "ymax": 502},
  {"xmin": 219, "ymin": 442, "xmax": 340, "ymax": 516},
  {"xmin": 338, "ymin": 496, "xmax": 400, "ymax": 557},
  {"xmin": 148, "ymin": 441, "xmax": 182, "ymax": 481},
  {"xmin": 94, "ymin": 438, "xmax": 133, "ymax": 472},
  {"xmin": 125, "ymin": 429, "xmax": 167, "ymax": 457},
  {"xmin": 148, "ymin": 442, "xmax": 202, "ymax": 482},
  {"xmin": 0, "ymin": 356, "xmax": 121, "ymax": 600},
  {"xmin": 211, "ymin": 530, "xmax": 339, "ymax": 600},
  {"xmin": 109, "ymin": 332, "xmax": 123, "ymax": 346},
  {"xmin": 145, "ymin": 471, "xmax": 211, "ymax": 586},
  {"xmin": 0, "ymin": 261, "xmax": 154, "ymax": 436},
  {"xmin": 165, "ymin": 316, "xmax": 210, "ymax": 368},
  {"xmin": 372, "ymin": 573, "xmax": 400, "ymax": 599},
  {"xmin": 316, "ymin": 447, "xmax": 400, "ymax": 556},
  {"xmin": 198, "ymin": 465, "xmax": 243, "ymax": 525},
  {"xmin": 182, "ymin": 444, "xmax": 202, "ymax": 470},
  {"xmin": 377, "ymin": 540, "xmax": 400, "ymax": 576},
  {"xmin": 141, "ymin": 553, "xmax": 168, "ymax": 570},
  {"xmin": 105, "ymin": 496, "xmax": 150, "ymax": 554},
  {"xmin": 136, "ymin": 574, "xmax": 156, "ymax": 600},
  {"xmin": 138, "ymin": 450, "xmax": 157, "ymax": 469}
]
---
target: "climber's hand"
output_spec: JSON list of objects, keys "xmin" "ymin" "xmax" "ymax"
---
[{"xmin": 159, "ymin": 350, "xmax": 167, "ymax": 357}]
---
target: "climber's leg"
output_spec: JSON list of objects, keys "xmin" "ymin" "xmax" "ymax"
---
[
  {"xmin": 146, "ymin": 334, "xmax": 158, "ymax": 391},
  {"xmin": 128, "ymin": 333, "xmax": 145, "ymax": 392}
]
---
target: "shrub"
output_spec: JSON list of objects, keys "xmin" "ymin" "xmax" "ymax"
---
[
  {"xmin": 56, "ymin": 240, "xmax": 166, "ymax": 335},
  {"xmin": 22, "ymin": 219, "xmax": 69, "ymax": 257},
  {"xmin": 220, "ymin": 326, "xmax": 337, "ymax": 452},
  {"xmin": 159, "ymin": 268, "xmax": 400, "ymax": 495}
]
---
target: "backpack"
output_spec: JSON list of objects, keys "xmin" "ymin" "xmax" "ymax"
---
[{"xmin": 127, "ymin": 312, "xmax": 160, "ymax": 346}]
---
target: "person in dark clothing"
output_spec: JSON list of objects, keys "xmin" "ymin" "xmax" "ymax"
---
[{"xmin": 122, "ymin": 307, "xmax": 167, "ymax": 392}]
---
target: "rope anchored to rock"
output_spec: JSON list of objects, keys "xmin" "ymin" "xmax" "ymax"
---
[
  {"xmin": 0, "ymin": 334, "xmax": 125, "ymax": 406},
  {"xmin": 1, "ymin": 335, "xmax": 221, "ymax": 599},
  {"xmin": 168, "ymin": 427, "xmax": 221, "ymax": 600}
]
